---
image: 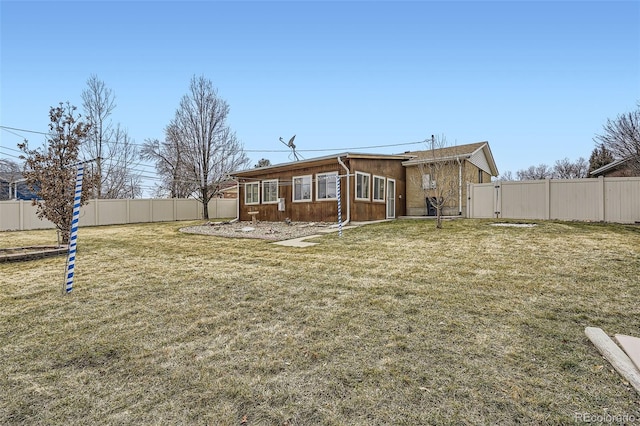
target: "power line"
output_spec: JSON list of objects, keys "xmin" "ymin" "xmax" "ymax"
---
[{"xmin": 0, "ymin": 125, "xmax": 49, "ymax": 136}]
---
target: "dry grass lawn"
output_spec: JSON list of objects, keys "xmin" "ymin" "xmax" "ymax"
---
[{"xmin": 1, "ymin": 219, "xmax": 639, "ymax": 425}]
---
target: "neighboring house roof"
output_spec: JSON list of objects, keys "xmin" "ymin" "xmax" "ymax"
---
[
  {"xmin": 401, "ymin": 141, "xmax": 499, "ymax": 176},
  {"xmin": 589, "ymin": 157, "xmax": 633, "ymax": 177},
  {"xmin": 231, "ymin": 152, "xmax": 414, "ymax": 177}
]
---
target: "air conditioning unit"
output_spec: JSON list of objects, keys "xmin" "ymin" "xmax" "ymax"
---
[{"xmin": 278, "ymin": 198, "xmax": 285, "ymax": 211}]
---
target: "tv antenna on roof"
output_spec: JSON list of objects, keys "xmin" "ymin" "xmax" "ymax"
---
[{"xmin": 279, "ymin": 134, "xmax": 303, "ymax": 161}]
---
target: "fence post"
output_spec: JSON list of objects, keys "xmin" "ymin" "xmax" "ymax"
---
[
  {"xmin": 173, "ymin": 198, "xmax": 178, "ymax": 221},
  {"xmin": 545, "ymin": 179, "xmax": 551, "ymax": 220},
  {"xmin": 19, "ymin": 199, "xmax": 24, "ymax": 231},
  {"xmin": 94, "ymin": 198, "xmax": 99, "ymax": 226},
  {"xmin": 598, "ymin": 176, "xmax": 605, "ymax": 222}
]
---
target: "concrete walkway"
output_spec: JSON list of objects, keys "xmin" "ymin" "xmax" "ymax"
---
[{"xmin": 271, "ymin": 224, "xmax": 362, "ymax": 247}]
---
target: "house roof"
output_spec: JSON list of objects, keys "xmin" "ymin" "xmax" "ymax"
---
[
  {"xmin": 401, "ymin": 141, "xmax": 499, "ymax": 176},
  {"xmin": 231, "ymin": 152, "xmax": 414, "ymax": 177},
  {"xmin": 589, "ymin": 157, "xmax": 631, "ymax": 177}
]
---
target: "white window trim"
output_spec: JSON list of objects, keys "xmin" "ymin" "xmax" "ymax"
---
[
  {"xmin": 355, "ymin": 171, "xmax": 371, "ymax": 201},
  {"xmin": 262, "ymin": 179, "xmax": 279, "ymax": 204},
  {"xmin": 292, "ymin": 174, "xmax": 312, "ymax": 203},
  {"xmin": 316, "ymin": 171, "xmax": 338, "ymax": 201},
  {"xmin": 373, "ymin": 175, "xmax": 385, "ymax": 202},
  {"xmin": 245, "ymin": 182, "xmax": 260, "ymax": 205}
]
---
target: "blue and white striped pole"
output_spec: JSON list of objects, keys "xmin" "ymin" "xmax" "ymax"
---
[
  {"xmin": 65, "ymin": 164, "xmax": 85, "ymax": 294},
  {"xmin": 336, "ymin": 175, "xmax": 343, "ymax": 237}
]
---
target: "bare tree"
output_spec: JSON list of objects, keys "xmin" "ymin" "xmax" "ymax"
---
[
  {"xmin": 553, "ymin": 157, "xmax": 588, "ymax": 179},
  {"xmin": 413, "ymin": 134, "xmax": 461, "ymax": 229},
  {"xmin": 516, "ymin": 164, "xmax": 553, "ymax": 180},
  {"xmin": 17, "ymin": 103, "xmax": 92, "ymax": 244},
  {"xmin": 81, "ymin": 75, "xmax": 142, "ymax": 198},
  {"xmin": 169, "ymin": 75, "xmax": 249, "ymax": 218},
  {"xmin": 497, "ymin": 170, "xmax": 514, "ymax": 181},
  {"xmin": 594, "ymin": 102, "xmax": 640, "ymax": 175},
  {"xmin": 141, "ymin": 124, "xmax": 196, "ymax": 198}
]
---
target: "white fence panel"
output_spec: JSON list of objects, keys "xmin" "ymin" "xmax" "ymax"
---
[
  {"xmin": 0, "ymin": 198, "xmax": 238, "ymax": 231},
  {"xmin": 501, "ymin": 180, "xmax": 547, "ymax": 220},
  {"xmin": 549, "ymin": 179, "xmax": 601, "ymax": 221},
  {"xmin": 467, "ymin": 183, "xmax": 495, "ymax": 218},
  {"xmin": 605, "ymin": 178, "xmax": 640, "ymax": 223},
  {"xmin": 468, "ymin": 177, "xmax": 640, "ymax": 224}
]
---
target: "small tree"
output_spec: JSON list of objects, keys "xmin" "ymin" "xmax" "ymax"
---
[
  {"xmin": 18, "ymin": 102, "xmax": 92, "ymax": 244},
  {"xmin": 414, "ymin": 135, "xmax": 460, "ymax": 229}
]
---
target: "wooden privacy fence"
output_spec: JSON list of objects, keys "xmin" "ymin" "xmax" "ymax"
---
[
  {"xmin": 467, "ymin": 176, "xmax": 640, "ymax": 224},
  {"xmin": 0, "ymin": 198, "xmax": 237, "ymax": 231}
]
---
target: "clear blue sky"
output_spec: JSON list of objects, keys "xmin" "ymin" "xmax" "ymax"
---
[{"xmin": 2, "ymin": 0, "xmax": 639, "ymax": 190}]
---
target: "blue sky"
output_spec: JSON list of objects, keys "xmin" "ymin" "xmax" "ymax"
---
[{"xmin": 1, "ymin": 0, "xmax": 639, "ymax": 192}]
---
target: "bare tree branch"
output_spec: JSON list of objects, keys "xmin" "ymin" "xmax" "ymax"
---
[{"xmin": 594, "ymin": 102, "xmax": 640, "ymax": 175}]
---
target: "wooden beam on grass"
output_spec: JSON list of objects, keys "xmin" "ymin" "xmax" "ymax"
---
[
  {"xmin": 615, "ymin": 334, "xmax": 640, "ymax": 372},
  {"xmin": 585, "ymin": 327, "xmax": 640, "ymax": 395}
]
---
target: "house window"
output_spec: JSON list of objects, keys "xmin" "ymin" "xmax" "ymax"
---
[
  {"xmin": 373, "ymin": 176, "xmax": 385, "ymax": 202},
  {"xmin": 262, "ymin": 179, "xmax": 278, "ymax": 204},
  {"xmin": 478, "ymin": 169, "xmax": 483, "ymax": 183},
  {"xmin": 293, "ymin": 175, "xmax": 312, "ymax": 202},
  {"xmin": 316, "ymin": 172, "xmax": 338, "ymax": 200},
  {"xmin": 422, "ymin": 174, "xmax": 436, "ymax": 190},
  {"xmin": 356, "ymin": 171, "xmax": 370, "ymax": 200},
  {"xmin": 245, "ymin": 182, "xmax": 259, "ymax": 205}
]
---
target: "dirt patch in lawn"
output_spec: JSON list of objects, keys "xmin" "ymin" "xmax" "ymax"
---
[{"xmin": 180, "ymin": 220, "xmax": 337, "ymax": 241}]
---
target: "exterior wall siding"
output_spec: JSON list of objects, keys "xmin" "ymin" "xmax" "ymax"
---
[
  {"xmin": 405, "ymin": 160, "xmax": 487, "ymax": 216},
  {"xmin": 236, "ymin": 157, "xmax": 406, "ymax": 223}
]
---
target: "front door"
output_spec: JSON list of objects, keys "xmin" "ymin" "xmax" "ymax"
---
[{"xmin": 386, "ymin": 178, "xmax": 396, "ymax": 219}]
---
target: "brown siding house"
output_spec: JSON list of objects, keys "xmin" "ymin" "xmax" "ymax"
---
[{"xmin": 231, "ymin": 153, "xmax": 409, "ymax": 223}]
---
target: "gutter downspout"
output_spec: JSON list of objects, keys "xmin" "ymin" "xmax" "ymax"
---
[
  {"xmin": 337, "ymin": 156, "xmax": 351, "ymax": 226},
  {"xmin": 230, "ymin": 177, "xmax": 240, "ymax": 223}
]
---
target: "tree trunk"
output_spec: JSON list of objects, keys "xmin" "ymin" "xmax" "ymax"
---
[{"xmin": 201, "ymin": 186, "xmax": 209, "ymax": 219}]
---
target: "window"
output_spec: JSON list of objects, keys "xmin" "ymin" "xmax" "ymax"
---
[
  {"xmin": 245, "ymin": 182, "xmax": 259, "ymax": 205},
  {"xmin": 293, "ymin": 175, "xmax": 312, "ymax": 202},
  {"xmin": 355, "ymin": 171, "xmax": 370, "ymax": 200},
  {"xmin": 422, "ymin": 174, "xmax": 436, "ymax": 190},
  {"xmin": 262, "ymin": 179, "xmax": 278, "ymax": 203},
  {"xmin": 478, "ymin": 169, "xmax": 484, "ymax": 183},
  {"xmin": 316, "ymin": 172, "xmax": 338, "ymax": 200},
  {"xmin": 373, "ymin": 176, "xmax": 385, "ymax": 202}
]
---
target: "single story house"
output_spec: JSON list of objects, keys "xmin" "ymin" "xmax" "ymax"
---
[{"xmin": 230, "ymin": 141, "xmax": 498, "ymax": 223}]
